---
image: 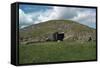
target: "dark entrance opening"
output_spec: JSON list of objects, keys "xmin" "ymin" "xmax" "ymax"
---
[{"xmin": 53, "ymin": 32, "xmax": 64, "ymax": 41}]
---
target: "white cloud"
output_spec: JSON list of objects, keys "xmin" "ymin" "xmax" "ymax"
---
[
  {"xmin": 19, "ymin": 9, "xmax": 33, "ymax": 28},
  {"xmin": 35, "ymin": 7, "xmax": 78, "ymax": 22},
  {"xmin": 19, "ymin": 8, "xmax": 54, "ymax": 28},
  {"xmin": 52, "ymin": 7, "xmax": 78, "ymax": 19},
  {"xmin": 72, "ymin": 10, "xmax": 96, "ymax": 28},
  {"xmin": 19, "ymin": 7, "xmax": 96, "ymax": 28}
]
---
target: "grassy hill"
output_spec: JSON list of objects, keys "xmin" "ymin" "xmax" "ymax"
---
[
  {"xmin": 19, "ymin": 20, "xmax": 96, "ymax": 64},
  {"xmin": 19, "ymin": 20, "xmax": 96, "ymax": 44}
]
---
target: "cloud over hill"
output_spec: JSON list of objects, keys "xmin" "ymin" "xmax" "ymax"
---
[{"xmin": 19, "ymin": 5, "xmax": 96, "ymax": 28}]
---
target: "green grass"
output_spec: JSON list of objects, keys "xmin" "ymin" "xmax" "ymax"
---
[{"xmin": 19, "ymin": 41, "xmax": 96, "ymax": 64}]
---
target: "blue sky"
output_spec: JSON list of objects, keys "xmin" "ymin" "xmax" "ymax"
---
[
  {"xmin": 19, "ymin": 4, "xmax": 96, "ymax": 29},
  {"xmin": 19, "ymin": 4, "xmax": 53, "ymax": 13}
]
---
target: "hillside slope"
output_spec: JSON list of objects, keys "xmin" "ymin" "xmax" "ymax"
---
[{"xmin": 19, "ymin": 20, "xmax": 96, "ymax": 43}]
